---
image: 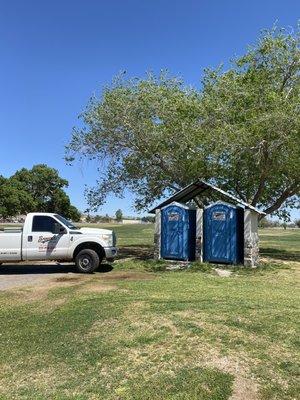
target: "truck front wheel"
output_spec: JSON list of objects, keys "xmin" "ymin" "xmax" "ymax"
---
[{"xmin": 75, "ymin": 249, "xmax": 100, "ymax": 273}]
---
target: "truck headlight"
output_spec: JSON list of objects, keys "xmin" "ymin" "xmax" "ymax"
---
[{"xmin": 101, "ymin": 234, "xmax": 113, "ymax": 246}]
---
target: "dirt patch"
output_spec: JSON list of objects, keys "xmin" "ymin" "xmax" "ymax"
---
[
  {"xmin": 121, "ymin": 315, "xmax": 260, "ymax": 400},
  {"xmin": 214, "ymin": 268, "xmax": 232, "ymax": 277},
  {"xmin": 6, "ymin": 274, "xmax": 86, "ymax": 303},
  {"xmin": 9, "ymin": 286, "xmax": 50, "ymax": 302},
  {"xmin": 202, "ymin": 355, "xmax": 259, "ymax": 400},
  {"xmin": 101, "ymin": 271, "xmax": 155, "ymax": 281},
  {"xmin": 230, "ymin": 375, "xmax": 259, "ymax": 400},
  {"xmin": 80, "ymin": 283, "xmax": 117, "ymax": 293},
  {"xmin": 121, "ymin": 308, "xmax": 260, "ymax": 400},
  {"xmin": 0, "ymin": 262, "xmax": 78, "ymax": 291},
  {"xmin": 55, "ymin": 276, "xmax": 81, "ymax": 283},
  {"xmin": 118, "ymin": 245, "xmax": 153, "ymax": 260},
  {"xmin": 7, "ymin": 287, "xmax": 69, "ymax": 312}
]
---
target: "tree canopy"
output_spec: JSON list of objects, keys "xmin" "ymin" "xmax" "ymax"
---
[
  {"xmin": 0, "ymin": 165, "xmax": 81, "ymax": 221},
  {"xmin": 115, "ymin": 209, "xmax": 123, "ymax": 222},
  {"xmin": 67, "ymin": 24, "xmax": 300, "ymax": 218}
]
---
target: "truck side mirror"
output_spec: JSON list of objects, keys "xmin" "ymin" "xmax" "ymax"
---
[
  {"xmin": 53, "ymin": 223, "xmax": 60, "ymax": 234},
  {"xmin": 53, "ymin": 223, "xmax": 66, "ymax": 235}
]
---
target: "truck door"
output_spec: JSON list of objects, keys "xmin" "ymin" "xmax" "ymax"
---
[{"xmin": 24, "ymin": 215, "xmax": 70, "ymax": 261}]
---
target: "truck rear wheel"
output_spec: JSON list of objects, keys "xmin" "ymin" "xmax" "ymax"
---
[{"xmin": 75, "ymin": 249, "xmax": 100, "ymax": 273}]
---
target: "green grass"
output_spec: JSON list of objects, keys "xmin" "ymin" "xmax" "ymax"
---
[
  {"xmin": 100, "ymin": 223, "xmax": 154, "ymax": 246},
  {"xmin": 260, "ymin": 228, "xmax": 300, "ymax": 262},
  {"xmin": 0, "ymin": 226, "xmax": 299, "ymax": 399}
]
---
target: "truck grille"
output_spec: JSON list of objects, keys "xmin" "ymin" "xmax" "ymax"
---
[{"xmin": 112, "ymin": 231, "xmax": 117, "ymax": 246}]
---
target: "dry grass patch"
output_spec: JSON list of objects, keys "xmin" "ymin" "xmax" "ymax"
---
[
  {"xmin": 79, "ymin": 282, "xmax": 118, "ymax": 293},
  {"xmin": 116, "ymin": 310, "xmax": 259, "ymax": 400},
  {"xmin": 101, "ymin": 271, "xmax": 155, "ymax": 281},
  {"xmin": 0, "ymin": 228, "xmax": 298, "ymax": 399},
  {"xmin": 54, "ymin": 276, "xmax": 82, "ymax": 283}
]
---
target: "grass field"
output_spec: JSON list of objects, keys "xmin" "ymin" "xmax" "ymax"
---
[
  {"xmin": 0, "ymin": 225, "xmax": 299, "ymax": 399},
  {"xmin": 259, "ymin": 228, "xmax": 300, "ymax": 262}
]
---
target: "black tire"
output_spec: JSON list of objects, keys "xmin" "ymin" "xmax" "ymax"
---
[{"xmin": 75, "ymin": 249, "xmax": 100, "ymax": 273}]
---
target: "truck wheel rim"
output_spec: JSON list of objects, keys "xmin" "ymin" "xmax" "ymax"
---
[{"xmin": 79, "ymin": 255, "xmax": 92, "ymax": 269}]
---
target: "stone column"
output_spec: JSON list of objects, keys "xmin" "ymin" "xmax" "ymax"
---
[
  {"xmin": 195, "ymin": 208, "xmax": 203, "ymax": 261},
  {"xmin": 244, "ymin": 210, "xmax": 259, "ymax": 267},
  {"xmin": 154, "ymin": 209, "xmax": 161, "ymax": 259}
]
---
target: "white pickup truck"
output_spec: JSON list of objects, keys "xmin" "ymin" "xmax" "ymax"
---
[{"xmin": 0, "ymin": 213, "xmax": 117, "ymax": 273}]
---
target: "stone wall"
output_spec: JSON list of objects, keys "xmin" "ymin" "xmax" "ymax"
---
[
  {"xmin": 153, "ymin": 209, "xmax": 161, "ymax": 259},
  {"xmin": 244, "ymin": 210, "xmax": 259, "ymax": 267},
  {"xmin": 195, "ymin": 208, "xmax": 203, "ymax": 261}
]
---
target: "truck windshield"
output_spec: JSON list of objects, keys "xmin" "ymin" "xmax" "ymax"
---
[{"xmin": 54, "ymin": 214, "xmax": 79, "ymax": 230}]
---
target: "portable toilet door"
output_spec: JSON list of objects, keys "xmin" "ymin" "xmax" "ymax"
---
[
  {"xmin": 204, "ymin": 202, "xmax": 243, "ymax": 264},
  {"xmin": 161, "ymin": 202, "xmax": 196, "ymax": 261}
]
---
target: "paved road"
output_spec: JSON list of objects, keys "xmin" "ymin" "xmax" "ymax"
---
[{"xmin": 0, "ymin": 262, "xmax": 113, "ymax": 290}]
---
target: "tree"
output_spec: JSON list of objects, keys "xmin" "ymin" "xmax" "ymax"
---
[
  {"xmin": 11, "ymin": 164, "xmax": 69, "ymax": 211},
  {"xmin": 141, "ymin": 215, "xmax": 155, "ymax": 223},
  {"xmin": 0, "ymin": 177, "xmax": 35, "ymax": 218},
  {"xmin": 67, "ymin": 205, "xmax": 81, "ymax": 222},
  {"xmin": 115, "ymin": 209, "xmax": 123, "ymax": 222},
  {"xmin": 103, "ymin": 214, "xmax": 112, "ymax": 223},
  {"xmin": 93, "ymin": 215, "xmax": 101, "ymax": 223},
  {"xmin": 66, "ymin": 23, "xmax": 300, "ymax": 219},
  {"xmin": 258, "ymin": 218, "xmax": 273, "ymax": 228},
  {"xmin": 0, "ymin": 165, "xmax": 81, "ymax": 219},
  {"xmin": 258, "ymin": 217, "xmax": 281, "ymax": 228},
  {"xmin": 295, "ymin": 219, "xmax": 300, "ymax": 228}
]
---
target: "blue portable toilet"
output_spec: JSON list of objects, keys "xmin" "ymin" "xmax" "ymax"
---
[
  {"xmin": 204, "ymin": 202, "xmax": 244, "ymax": 264},
  {"xmin": 161, "ymin": 202, "xmax": 196, "ymax": 261}
]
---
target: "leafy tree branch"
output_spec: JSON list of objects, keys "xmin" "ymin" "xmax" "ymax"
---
[{"xmin": 67, "ymin": 23, "xmax": 300, "ymax": 219}]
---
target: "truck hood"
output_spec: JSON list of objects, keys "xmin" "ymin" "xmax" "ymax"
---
[{"xmin": 79, "ymin": 227, "xmax": 113, "ymax": 235}]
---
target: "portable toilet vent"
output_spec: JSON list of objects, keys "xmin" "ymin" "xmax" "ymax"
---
[
  {"xmin": 204, "ymin": 202, "xmax": 244, "ymax": 264},
  {"xmin": 161, "ymin": 202, "xmax": 196, "ymax": 261}
]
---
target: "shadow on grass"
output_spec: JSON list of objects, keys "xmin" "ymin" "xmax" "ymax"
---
[
  {"xmin": 0, "ymin": 263, "xmax": 114, "ymax": 275},
  {"xmin": 260, "ymin": 247, "xmax": 300, "ymax": 262},
  {"xmin": 98, "ymin": 264, "xmax": 114, "ymax": 273},
  {"xmin": 118, "ymin": 244, "xmax": 153, "ymax": 261}
]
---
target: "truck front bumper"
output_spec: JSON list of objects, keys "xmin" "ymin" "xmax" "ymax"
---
[{"xmin": 104, "ymin": 246, "xmax": 118, "ymax": 262}]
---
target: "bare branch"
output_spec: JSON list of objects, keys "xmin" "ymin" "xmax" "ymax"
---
[{"xmin": 263, "ymin": 182, "xmax": 300, "ymax": 215}]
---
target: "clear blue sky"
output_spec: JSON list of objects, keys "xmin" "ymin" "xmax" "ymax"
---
[{"xmin": 0, "ymin": 0, "xmax": 299, "ymax": 219}]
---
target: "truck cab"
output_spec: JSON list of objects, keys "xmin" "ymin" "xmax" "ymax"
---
[{"xmin": 0, "ymin": 213, "xmax": 117, "ymax": 273}]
